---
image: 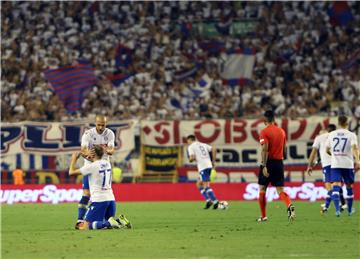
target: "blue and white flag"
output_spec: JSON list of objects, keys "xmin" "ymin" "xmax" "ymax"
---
[
  {"xmin": 341, "ymin": 49, "xmax": 360, "ymax": 71},
  {"xmin": 190, "ymin": 73, "xmax": 213, "ymax": 97},
  {"xmin": 174, "ymin": 64, "xmax": 199, "ymax": 81},
  {"xmin": 220, "ymin": 48, "xmax": 255, "ymax": 86}
]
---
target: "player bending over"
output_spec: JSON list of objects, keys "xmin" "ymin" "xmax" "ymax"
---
[
  {"xmin": 257, "ymin": 110, "xmax": 295, "ymax": 222},
  {"xmin": 76, "ymin": 115, "xmax": 115, "ymax": 229},
  {"xmin": 307, "ymin": 125, "xmax": 347, "ymax": 213},
  {"xmin": 326, "ymin": 115, "xmax": 360, "ymax": 217},
  {"xmin": 187, "ymin": 135, "xmax": 219, "ymax": 209},
  {"xmin": 69, "ymin": 146, "xmax": 132, "ymax": 230}
]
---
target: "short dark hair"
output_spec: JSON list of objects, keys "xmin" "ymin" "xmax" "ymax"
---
[
  {"xmin": 186, "ymin": 135, "xmax": 196, "ymax": 141},
  {"xmin": 264, "ymin": 110, "xmax": 275, "ymax": 122},
  {"xmin": 327, "ymin": 124, "xmax": 336, "ymax": 132},
  {"xmin": 338, "ymin": 115, "xmax": 348, "ymax": 126},
  {"xmin": 93, "ymin": 145, "xmax": 104, "ymax": 158}
]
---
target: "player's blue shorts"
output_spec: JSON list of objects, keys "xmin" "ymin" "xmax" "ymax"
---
[
  {"xmin": 199, "ymin": 168, "xmax": 212, "ymax": 182},
  {"xmin": 330, "ymin": 168, "xmax": 355, "ymax": 184},
  {"xmin": 85, "ymin": 200, "xmax": 116, "ymax": 222},
  {"xmin": 322, "ymin": 165, "xmax": 331, "ymax": 183},
  {"xmin": 82, "ymin": 175, "xmax": 89, "ymax": 190}
]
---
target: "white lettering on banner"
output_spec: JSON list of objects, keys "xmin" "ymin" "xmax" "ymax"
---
[
  {"xmin": 244, "ymin": 183, "xmax": 332, "ymax": 202},
  {"xmin": 0, "ymin": 185, "xmax": 82, "ymax": 204}
]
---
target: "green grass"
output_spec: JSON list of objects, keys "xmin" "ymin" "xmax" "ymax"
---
[{"xmin": 1, "ymin": 201, "xmax": 360, "ymax": 259}]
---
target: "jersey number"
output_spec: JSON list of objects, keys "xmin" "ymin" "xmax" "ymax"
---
[
  {"xmin": 333, "ymin": 137, "xmax": 348, "ymax": 153},
  {"xmin": 199, "ymin": 146, "xmax": 207, "ymax": 156},
  {"xmin": 99, "ymin": 169, "xmax": 112, "ymax": 189}
]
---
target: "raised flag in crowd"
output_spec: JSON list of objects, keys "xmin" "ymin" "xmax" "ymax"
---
[
  {"xmin": 106, "ymin": 72, "xmax": 134, "ymax": 87},
  {"xmin": 190, "ymin": 73, "xmax": 213, "ymax": 97},
  {"xmin": 115, "ymin": 44, "xmax": 133, "ymax": 68},
  {"xmin": 219, "ymin": 48, "xmax": 256, "ymax": 87},
  {"xmin": 174, "ymin": 63, "xmax": 200, "ymax": 81},
  {"xmin": 44, "ymin": 60, "xmax": 96, "ymax": 113},
  {"xmin": 341, "ymin": 49, "xmax": 360, "ymax": 71},
  {"xmin": 328, "ymin": 1, "xmax": 353, "ymax": 27}
]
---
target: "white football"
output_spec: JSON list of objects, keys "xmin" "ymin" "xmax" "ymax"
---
[{"xmin": 218, "ymin": 201, "xmax": 229, "ymax": 210}]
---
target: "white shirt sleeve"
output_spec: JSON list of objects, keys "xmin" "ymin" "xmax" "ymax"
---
[
  {"xmin": 325, "ymin": 134, "xmax": 331, "ymax": 149},
  {"xmin": 350, "ymin": 133, "xmax": 358, "ymax": 147},
  {"xmin": 107, "ymin": 129, "xmax": 115, "ymax": 148},
  {"xmin": 79, "ymin": 163, "xmax": 96, "ymax": 176},
  {"xmin": 188, "ymin": 145, "xmax": 194, "ymax": 156},
  {"xmin": 81, "ymin": 131, "xmax": 90, "ymax": 149},
  {"xmin": 205, "ymin": 144, "xmax": 212, "ymax": 152},
  {"xmin": 312, "ymin": 136, "xmax": 320, "ymax": 149}
]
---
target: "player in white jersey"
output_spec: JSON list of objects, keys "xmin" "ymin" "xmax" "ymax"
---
[
  {"xmin": 75, "ymin": 115, "xmax": 115, "ymax": 229},
  {"xmin": 69, "ymin": 146, "xmax": 131, "ymax": 230},
  {"xmin": 326, "ymin": 116, "xmax": 360, "ymax": 217},
  {"xmin": 307, "ymin": 124, "xmax": 346, "ymax": 213},
  {"xmin": 187, "ymin": 135, "xmax": 219, "ymax": 209}
]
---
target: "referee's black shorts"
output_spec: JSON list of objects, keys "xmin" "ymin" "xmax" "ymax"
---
[{"xmin": 258, "ymin": 159, "xmax": 284, "ymax": 187}]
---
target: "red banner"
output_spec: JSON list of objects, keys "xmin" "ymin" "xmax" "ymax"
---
[{"xmin": 1, "ymin": 183, "xmax": 359, "ymax": 204}]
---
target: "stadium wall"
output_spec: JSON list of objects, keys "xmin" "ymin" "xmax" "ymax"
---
[{"xmin": 1, "ymin": 182, "xmax": 360, "ymax": 204}]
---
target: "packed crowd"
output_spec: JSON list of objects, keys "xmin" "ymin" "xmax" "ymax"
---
[{"xmin": 2, "ymin": 1, "xmax": 360, "ymax": 122}]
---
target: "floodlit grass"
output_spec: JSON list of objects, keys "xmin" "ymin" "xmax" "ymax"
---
[{"xmin": 2, "ymin": 201, "xmax": 359, "ymax": 259}]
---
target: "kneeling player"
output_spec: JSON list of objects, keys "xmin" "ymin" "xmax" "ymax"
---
[
  {"xmin": 187, "ymin": 135, "xmax": 219, "ymax": 209},
  {"xmin": 69, "ymin": 146, "xmax": 131, "ymax": 230}
]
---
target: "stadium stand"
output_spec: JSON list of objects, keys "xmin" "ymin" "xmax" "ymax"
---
[{"xmin": 1, "ymin": 1, "xmax": 360, "ymax": 122}]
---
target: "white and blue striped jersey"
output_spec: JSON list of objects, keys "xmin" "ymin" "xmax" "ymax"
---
[{"xmin": 79, "ymin": 159, "xmax": 115, "ymax": 202}]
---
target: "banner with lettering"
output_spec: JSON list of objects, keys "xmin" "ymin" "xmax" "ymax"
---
[
  {"xmin": 1, "ymin": 120, "xmax": 137, "ymax": 170},
  {"xmin": 144, "ymin": 146, "xmax": 179, "ymax": 172},
  {"xmin": 1, "ymin": 183, "xmax": 359, "ymax": 204},
  {"xmin": 142, "ymin": 117, "xmax": 360, "ymax": 166}
]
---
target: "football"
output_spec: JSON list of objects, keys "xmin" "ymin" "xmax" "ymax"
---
[{"xmin": 218, "ymin": 201, "xmax": 229, "ymax": 210}]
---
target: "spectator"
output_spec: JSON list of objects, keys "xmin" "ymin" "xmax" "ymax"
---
[{"xmin": 1, "ymin": 2, "xmax": 359, "ymax": 122}]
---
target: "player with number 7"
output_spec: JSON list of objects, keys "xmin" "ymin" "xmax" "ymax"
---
[{"xmin": 69, "ymin": 146, "xmax": 132, "ymax": 230}]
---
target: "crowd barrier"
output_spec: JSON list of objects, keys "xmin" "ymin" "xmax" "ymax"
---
[{"xmin": 1, "ymin": 182, "xmax": 359, "ymax": 204}]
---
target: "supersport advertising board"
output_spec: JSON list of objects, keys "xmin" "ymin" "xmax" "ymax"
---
[{"xmin": 1, "ymin": 183, "xmax": 359, "ymax": 204}]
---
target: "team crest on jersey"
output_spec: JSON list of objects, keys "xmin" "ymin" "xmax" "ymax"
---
[{"xmin": 104, "ymin": 136, "xmax": 108, "ymax": 141}]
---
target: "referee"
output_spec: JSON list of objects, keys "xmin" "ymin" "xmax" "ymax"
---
[{"xmin": 257, "ymin": 110, "xmax": 295, "ymax": 222}]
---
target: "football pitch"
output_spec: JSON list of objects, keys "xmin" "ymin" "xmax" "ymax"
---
[{"xmin": 1, "ymin": 201, "xmax": 359, "ymax": 259}]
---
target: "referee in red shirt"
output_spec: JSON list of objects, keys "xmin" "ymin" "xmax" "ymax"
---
[{"xmin": 257, "ymin": 110, "xmax": 295, "ymax": 222}]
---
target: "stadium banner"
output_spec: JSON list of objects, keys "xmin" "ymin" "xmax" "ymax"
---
[
  {"xmin": 1, "ymin": 183, "xmax": 360, "ymax": 204},
  {"xmin": 144, "ymin": 146, "xmax": 179, "ymax": 172},
  {"xmin": 141, "ymin": 117, "xmax": 360, "ymax": 166},
  {"xmin": 191, "ymin": 21, "xmax": 258, "ymax": 37},
  {"xmin": 0, "ymin": 120, "xmax": 137, "ymax": 170}
]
